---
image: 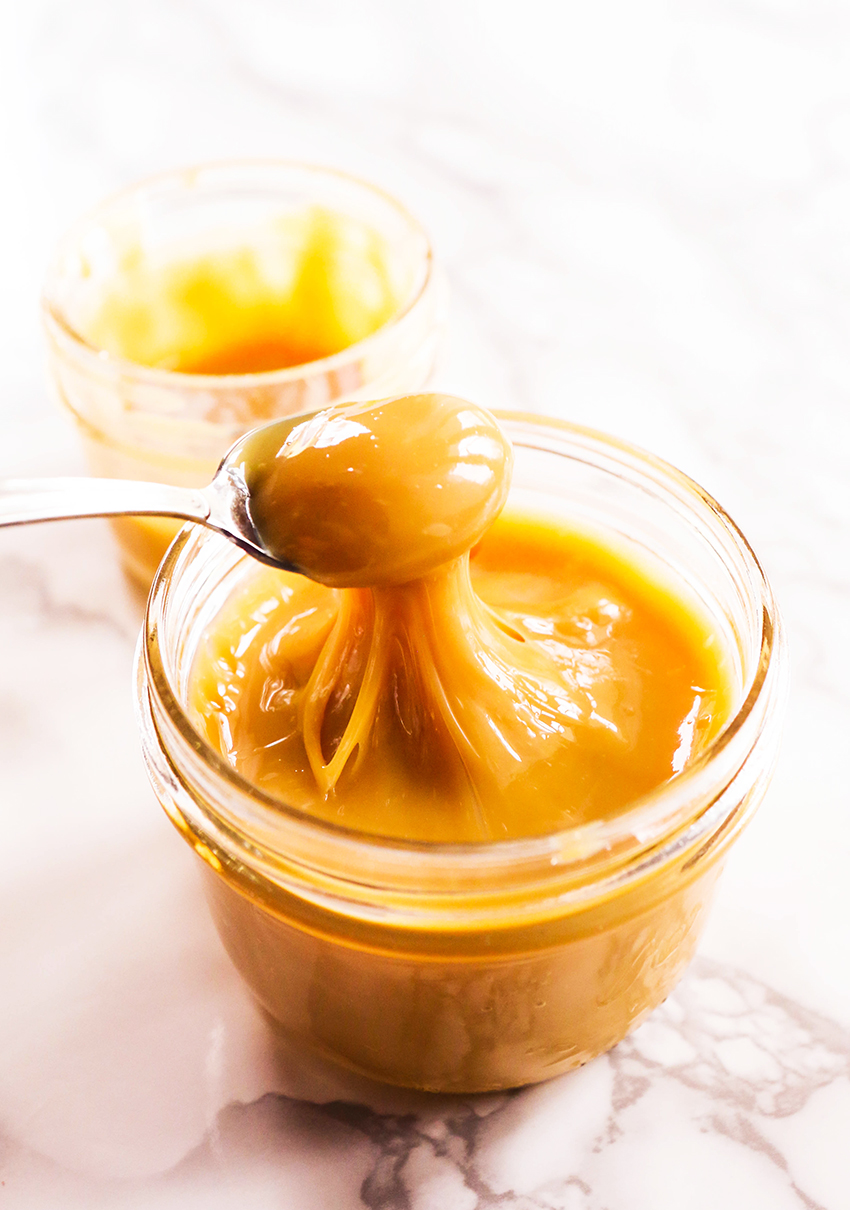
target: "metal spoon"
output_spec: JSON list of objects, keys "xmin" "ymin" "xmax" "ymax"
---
[
  {"xmin": 0, "ymin": 448, "xmax": 291, "ymax": 571},
  {"xmin": 0, "ymin": 395, "xmax": 511, "ymax": 585}
]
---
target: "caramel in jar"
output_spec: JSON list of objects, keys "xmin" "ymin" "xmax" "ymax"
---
[
  {"xmin": 87, "ymin": 207, "xmax": 398, "ymax": 376},
  {"xmin": 168, "ymin": 397, "xmax": 746, "ymax": 1090}
]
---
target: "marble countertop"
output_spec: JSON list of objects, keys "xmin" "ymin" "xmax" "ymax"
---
[{"xmin": 2, "ymin": 1, "xmax": 849, "ymax": 1206}]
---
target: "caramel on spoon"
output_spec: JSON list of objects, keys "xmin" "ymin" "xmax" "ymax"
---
[{"xmin": 0, "ymin": 395, "xmax": 512, "ymax": 586}]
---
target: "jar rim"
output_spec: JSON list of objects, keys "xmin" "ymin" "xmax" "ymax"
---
[
  {"xmin": 141, "ymin": 411, "xmax": 785, "ymax": 894},
  {"xmin": 41, "ymin": 158, "xmax": 435, "ymax": 390}
]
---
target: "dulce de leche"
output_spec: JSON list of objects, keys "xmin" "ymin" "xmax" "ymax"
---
[
  {"xmin": 139, "ymin": 400, "xmax": 783, "ymax": 1092},
  {"xmin": 191, "ymin": 396, "xmax": 731, "ymax": 843}
]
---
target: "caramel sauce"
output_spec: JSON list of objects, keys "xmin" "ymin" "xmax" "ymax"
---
[
  {"xmin": 87, "ymin": 207, "xmax": 398, "ymax": 374},
  {"xmin": 168, "ymin": 394, "xmax": 742, "ymax": 1091},
  {"xmin": 189, "ymin": 396, "xmax": 731, "ymax": 843},
  {"xmin": 231, "ymin": 393, "xmax": 513, "ymax": 586}
]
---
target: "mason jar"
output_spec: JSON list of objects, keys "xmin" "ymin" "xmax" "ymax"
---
[
  {"xmin": 135, "ymin": 414, "xmax": 786, "ymax": 1093},
  {"xmin": 43, "ymin": 161, "xmax": 444, "ymax": 584}
]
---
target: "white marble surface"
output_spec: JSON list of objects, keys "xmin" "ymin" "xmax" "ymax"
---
[{"xmin": 1, "ymin": 1, "xmax": 849, "ymax": 1206}]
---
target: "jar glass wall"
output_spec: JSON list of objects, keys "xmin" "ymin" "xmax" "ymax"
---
[
  {"xmin": 136, "ymin": 415, "xmax": 786, "ymax": 1093},
  {"xmin": 42, "ymin": 161, "xmax": 444, "ymax": 584}
]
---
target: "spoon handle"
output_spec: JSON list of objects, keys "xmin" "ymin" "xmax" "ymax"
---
[{"xmin": 0, "ymin": 477, "xmax": 211, "ymax": 528}]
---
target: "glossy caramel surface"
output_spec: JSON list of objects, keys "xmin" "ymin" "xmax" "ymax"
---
[
  {"xmin": 231, "ymin": 394, "xmax": 512, "ymax": 586},
  {"xmin": 189, "ymin": 510, "xmax": 731, "ymax": 842}
]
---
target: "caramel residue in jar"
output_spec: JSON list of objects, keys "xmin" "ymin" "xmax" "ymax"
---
[
  {"xmin": 188, "ymin": 395, "xmax": 732, "ymax": 843},
  {"xmin": 85, "ymin": 207, "xmax": 399, "ymax": 375}
]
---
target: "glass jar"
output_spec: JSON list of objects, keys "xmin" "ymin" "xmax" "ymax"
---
[
  {"xmin": 136, "ymin": 414, "xmax": 786, "ymax": 1093},
  {"xmin": 42, "ymin": 161, "xmax": 443, "ymax": 585}
]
